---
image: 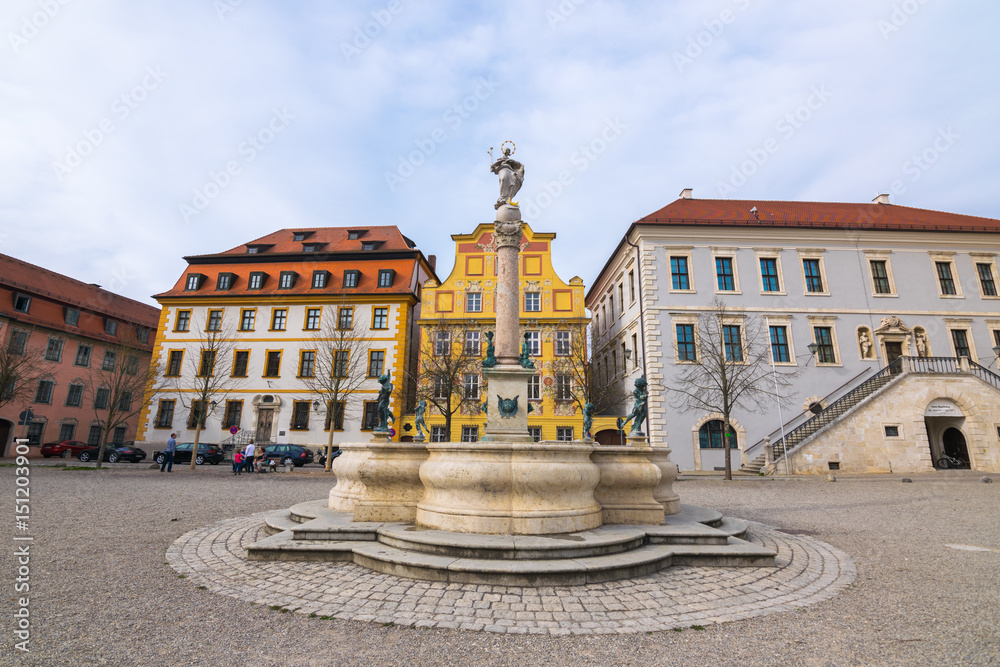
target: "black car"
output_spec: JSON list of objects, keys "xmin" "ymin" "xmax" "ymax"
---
[
  {"xmin": 261, "ymin": 444, "xmax": 314, "ymax": 467},
  {"xmin": 316, "ymin": 447, "xmax": 342, "ymax": 467},
  {"xmin": 78, "ymin": 442, "xmax": 147, "ymax": 463},
  {"xmin": 154, "ymin": 442, "xmax": 224, "ymax": 465}
]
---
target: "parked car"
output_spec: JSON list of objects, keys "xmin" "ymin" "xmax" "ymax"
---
[
  {"xmin": 316, "ymin": 447, "xmax": 342, "ymax": 467},
  {"xmin": 261, "ymin": 444, "xmax": 314, "ymax": 467},
  {"xmin": 78, "ymin": 442, "xmax": 147, "ymax": 463},
  {"xmin": 153, "ymin": 442, "xmax": 224, "ymax": 465},
  {"xmin": 40, "ymin": 440, "xmax": 90, "ymax": 458}
]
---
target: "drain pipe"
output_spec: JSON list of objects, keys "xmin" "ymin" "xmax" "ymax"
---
[{"xmin": 623, "ymin": 228, "xmax": 650, "ymax": 437}]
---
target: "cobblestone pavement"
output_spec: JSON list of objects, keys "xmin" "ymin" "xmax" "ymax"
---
[{"xmin": 167, "ymin": 512, "xmax": 855, "ymax": 635}]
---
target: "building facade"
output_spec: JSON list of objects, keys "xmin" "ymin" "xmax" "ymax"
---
[
  {"xmin": 0, "ymin": 254, "xmax": 159, "ymax": 457},
  {"xmin": 589, "ymin": 192, "xmax": 1000, "ymax": 473},
  {"xmin": 408, "ymin": 223, "xmax": 589, "ymax": 442},
  {"xmin": 137, "ymin": 227, "xmax": 436, "ymax": 449}
]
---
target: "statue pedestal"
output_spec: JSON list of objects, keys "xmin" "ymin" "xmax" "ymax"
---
[
  {"xmin": 592, "ymin": 445, "xmax": 664, "ymax": 525},
  {"xmin": 648, "ymin": 446, "xmax": 681, "ymax": 515},
  {"xmin": 353, "ymin": 443, "xmax": 428, "ymax": 522},
  {"xmin": 482, "ymin": 364, "xmax": 536, "ymax": 443}
]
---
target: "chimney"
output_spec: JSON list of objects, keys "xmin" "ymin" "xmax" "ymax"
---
[
  {"xmin": 873, "ymin": 193, "xmax": 890, "ymax": 205},
  {"xmin": 427, "ymin": 254, "xmax": 437, "ymax": 271},
  {"xmin": 679, "ymin": 188, "xmax": 694, "ymax": 200}
]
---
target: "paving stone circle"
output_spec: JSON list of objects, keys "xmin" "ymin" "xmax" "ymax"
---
[{"xmin": 166, "ymin": 511, "xmax": 856, "ymax": 635}]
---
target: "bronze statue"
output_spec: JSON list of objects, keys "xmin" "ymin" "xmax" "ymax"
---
[{"xmin": 617, "ymin": 377, "xmax": 648, "ymax": 436}]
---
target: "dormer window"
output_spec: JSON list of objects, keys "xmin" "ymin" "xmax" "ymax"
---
[
  {"xmin": 312, "ymin": 270, "xmax": 330, "ymax": 289},
  {"xmin": 292, "ymin": 231, "xmax": 315, "ymax": 242},
  {"xmin": 246, "ymin": 246, "xmax": 260, "ymax": 254},
  {"xmin": 185, "ymin": 274, "xmax": 206, "ymax": 291},
  {"xmin": 13, "ymin": 293, "xmax": 31, "ymax": 313},
  {"xmin": 104, "ymin": 318, "xmax": 118, "ymax": 336},
  {"xmin": 278, "ymin": 271, "xmax": 297, "ymax": 289},
  {"xmin": 245, "ymin": 244, "xmax": 272, "ymax": 254},
  {"xmin": 64, "ymin": 308, "xmax": 80, "ymax": 326},
  {"xmin": 248, "ymin": 272, "xmax": 266, "ymax": 290},
  {"xmin": 216, "ymin": 273, "xmax": 235, "ymax": 290},
  {"xmin": 361, "ymin": 241, "xmax": 382, "ymax": 251},
  {"xmin": 377, "ymin": 269, "xmax": 395, "ymax": 288},
  {"xmin": 347, "ymin": 229, "xmax": 368, "ymax": 240},
  {"xmin": 343, "ymin": 270, "xmax": 360, "ymax": 288},
  {"xmin": 302, "ymin": 243, "xmax": 326, "ymax": 253}
]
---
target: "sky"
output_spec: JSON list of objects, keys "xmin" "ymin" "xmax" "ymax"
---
[{"xmin": 2, "ymin": 0, "xmax": 998, "ymax": 307}]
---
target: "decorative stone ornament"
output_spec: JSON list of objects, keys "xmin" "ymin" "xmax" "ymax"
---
[{"xmin": 497, "ymin": 395, "xmax": 519, "ymax": 418}]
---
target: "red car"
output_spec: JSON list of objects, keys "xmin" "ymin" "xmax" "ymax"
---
[{"xmin": 40, "ymin": 440, "xmax": 90, "ymax": 458}]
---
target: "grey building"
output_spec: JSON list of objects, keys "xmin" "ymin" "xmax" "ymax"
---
[{"xmin": 588, "ymin": 191, "xmax": 1000, "ymax": 474}]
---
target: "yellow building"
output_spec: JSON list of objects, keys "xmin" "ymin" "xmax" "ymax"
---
[{"xmin": 404, "ymin": 223, "xmax": 589, "ymax": 442}]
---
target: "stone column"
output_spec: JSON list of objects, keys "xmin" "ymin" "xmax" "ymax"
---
[{"xmin": 493, "ymin": 214, "xmax": 522, "ymax": 365}]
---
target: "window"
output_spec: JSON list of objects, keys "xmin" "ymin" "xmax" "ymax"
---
[
  {"xmin": 803, "ymin": 259, "xmax": 824, "ymax": 293},
  {"xmin": 343, "ymin": 270, "xmax": 360, "ymax": 288},
  {"xmin": 85, "ymin": 424, "xmax": 101, "ymax": 445},
  {"xmin": 303, "ymin": 244, "xmax": 322, "ymax": 253},
  {"xmin": 58, "ymin": 423, "xmax": 75, "ymax": 441},
  {"xmin": 187, "ymin": 400, "xmax": 207, "ymax": 429},
  {"xmin": 232, "ymin": 350, "xmax": 249, "ymax": 377},
  {"xmin": 111, "ymin": 426, "xmax": 126, "ymax": 445},
  {"xmin": 246, "ymin": 246, "xmax": 260, "ymax": 254},
  {"xmin": 348, "ymin": 229, "xmax": 366, "ymax": 240},
  {"xmin": 522, "ymin": 331, "xmax": 539, "ymax": 356},
  {"xmin": 66, "ymin": 384, "xmax": 84, "ymax": 407},
  {"xmin": 337, "ymin": 307, "xmax": 353, "ymax": 330},
  {"xmin": 155, "ymin": 400, "xmax": 175, "ymax": 428},
  {"xmin": 185, "ymin": 274, "xmax": 203, "ymax": 291},
  {"xmin": 271, "ymin": 309, "xmax": 287, "ymax": 331},
  {"xmin": 94, "ymin": 387, "xmax": 109, "ymax": 410},
  {"xmin": 264, "ymin": 351, "xmax": 282, "ymax": 377},
  {"xmin": 299, "ymin": 350, "xmax": 316, "ymax": 377},
  {"xmin": 977, "ymin": 263, "xmax": 998, "ymax": 297},
  {"xmin": 951, "ymin": 329, "xmax": 971, "ymax": 358},
  {"xmin": 528, "ymin": 375, "xmax": 540, "ymax": 400},
  {"xmin": 464, "ymin": 331, "xmax": 480, "ymax": 355},
  {"xmin": 368, "ymin": 350, "xmax": 384, "ymax": 377},
  {"xmin": 884, "ymin": 425, "xmax": 900, "ymax": 437},
  {"xmin": 556, "ymin": 427, "xmax": 573, "ymax": 442},
  {"xmin": 74, "ymin": 345, "xmax": 92, "ymax": 367},
  {"xmin": 715, "ymin": 257, "xmax": 735, "ymax": 291},
  {"xmin": 102, "ymin": 351, "xmax": 116, "ymax": 371},
  {"xmin": 26, "ymin": 423, "xmax": 44, "ymax": 446},
  {"xmin": 631, "ymin": 333, "xmax": 639, "ymax": 368},
  {"xmin": 135, "ymin": 326, "xmax": 150, "ymax": 344},
  {"xmin": 362, "ymin": 402, "xmax": 379, "ymax": 430},
  {"xmin": 334, "ymin": 350, "xmax": 349, "ymax": 378},
  {"xmin": 249, "ymin": 272, "xmax": 265, "ymax": 290},
  {"xmin": 292, "ymin": 231, "xmax": 309, "ymax": 241},
  {"xmin": 699, "ymin": 420, "xmax": 738, "ymax": 448},
  {"xmin": 312, "ymin": 271, "xmax": 329, "ymax": 289},
  {"xmin": 168, "ymin": 351, "xmax": 186, "ymax": 377},
  {"xmin": 434, "ymin": 331, "xmax": 451, "ymax": 356},
  {"xmin": 291, "ymin": 401, "xmax": 310, "ymax": 430},
  {"xmin": 117, "ymin": 391, "xmax": 132, "ymax": 411},
  {"xmin": 676, "ymin": 324, "xmax": 696, "ymax": 362},
  {"xmin": 431, "ymin": 426, "xmax": 447, "ymax": 442},
  {"xmin": 207, "ymin": 310, "xmax": 223, "ymax": 331},
  {"xmin": 760, "ymin": 258, "xmax": 780, "ymax": 292},
  {"xmin": 304, "ymin": 308, "xmax": 321, "ymax": 330},
  {"xmin": 279, "ymin": 271, "xmax": 296, "ymax": 289},
  {"xmin": 325, "ymin": 401, "xmax": 345, "ymax": 430},
  {"xmin": 524, "ymin": 292, "xmax": 541, "ymax": 312},
  {"xmin": 628, "ymin": 270, "xmax": 636, "ymax": 302},
  {"xmin": 362, "ymin": 241, "xmax": 380, "ymax": 251},
  {"xmin": 723, "ymin": 325, "xmax": 743, "ymax": 362},
  {"xmin": 124, "ymin": 355, "xmax": 140, "ymax": 376},
  {"xmin": 464, "ymin": 374, "xmax": 480, "ymax": 400},
  {"xmin": 175, "ymin": 310, "xmax": 191, "ymax": 332},
  {"xmin": 216, "ymin": 273, "xmax": 234, "ymax": 290},
  {"xmin": 104, "ymin": 319, "xmax": 118, "ymax": 336},
  {"xmin": 466, "ymin": 292, "xmax": 482, "ymax": 312},
  {"xmin": 461, "ymin": 426, "xmax": 479, "ymax": 442},
  {"xmin": 528, "ymin": 427, "xmax": 541, "ymax": 442},
  {"xmin": 935, "ymin": 261, "xmax": 957, "ymax": 296},
  {"xmin": 554, "ymin": 331, "xmax": 571, "ymax": 356},
  {"xmin": 814, "ymin": 327, "xmax": 836, "ymax": 364},
  {"xmin": 555, "ymin": 374, "xmax": 572, "ymax": 401},
  {"xmin": 240, "ymin": 309, "xmax": 256, "ymax": 331},
  {"xmin": 371, "ymin": 307, "xmax": 388, "ymax": 329},
  {"xmin": 198, "ymin": 350, "xmax": 216, "ymax": 377},
  {"xmin": 44, "ymin": 338, "xmax": 63, "ymax": 362},
  {"xmin": 433, "ymin": 376, "xmax": 449, "ymax": 400},
  {"xmin": 8, "ymin": 330, "xmax": 28, "ymax": 355},
  {"xmin": 13, "ymin": 293, "xmax": 31, "ymax": 313},
  {"xmin": 34, "ymin": 380, "xmax": 54, "ymax": 404},
  {"xmin": 64, "ymin": 308, "xmax": 80, "ymax": 326},
  {"xmin": 769, "ymin": 326, "xmax": 790, "ymax": 363},
  {"xmin": 617, "ymin": 284, "xmax": 624, "ymax": 314},
  {"xmin": 870, "ymin": 260, "xmax": 892, "ymax": 295},
  {"xmin": 378, "ymin": 269, "xmax": 395, "ymax": 287}
]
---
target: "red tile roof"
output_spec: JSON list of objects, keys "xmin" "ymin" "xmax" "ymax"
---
[
  {"xmin": 636, "ymin": 198, "xmax": 1000, "ymax": 233},
  {"xmin": 202, "ymin": 226, "xmax": 418, "ymax": 257}
]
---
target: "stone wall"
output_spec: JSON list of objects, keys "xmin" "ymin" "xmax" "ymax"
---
[{"xmin": 787, "ymin": 374, "xmax": 1000, "ymax": 474}]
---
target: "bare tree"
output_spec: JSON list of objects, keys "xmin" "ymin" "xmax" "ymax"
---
[
  {"xmin": 87, "ymin": 328, "xmax": 164, "ymax": 469},
  {"xmin": 168, "ymin": 323, "xmax": 242, "ymax": 470},
  {"xmin": 0, "ymin": 326, "xmax": 44, "ymax": 412},
  {"xmin": 410, "ymin": 320, "xmax": 482, "ymax": 442},
  {"xmin": 300, "ymin": 303, "xmax": 374, "ymax": 471},
  {"xmin": 552, "ymin": 325, "xmax": 630, "ymax": 421},
  {"xmin": 667, "ymin": 298, "xmax": 795, "ymax": 480}
]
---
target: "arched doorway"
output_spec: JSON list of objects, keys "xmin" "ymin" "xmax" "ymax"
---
[
  {"xmin": 594, "ymin": 429, "xmax": 622, "ymax": 446},
  {"xmin": 940, "ymin": 428, "xmax": 970, "ymax": 468},
  {"xmin": 924, "ymin": 398, "xmax": 972, "ymax": 470}
]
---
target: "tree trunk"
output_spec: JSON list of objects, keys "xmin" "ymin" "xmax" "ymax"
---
[
  {"xmin": 723, "ymin": 416, "xmax": 733, "ymax": 481},
  {"xmin": 94, "ymin": 425, "xmax": 106, "ymax": 469},
  {"xmin": 324, "ymin": 420, "xmax": 336, "ymax": 472},
  {"xmin": 189, "ymin": 425, "xmax": 202, "ymax": 470}
]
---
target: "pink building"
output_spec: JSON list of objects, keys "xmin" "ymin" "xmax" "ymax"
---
[{"xmin": 0, "ymin": 254, "xmax": 160, "ymax": 457}]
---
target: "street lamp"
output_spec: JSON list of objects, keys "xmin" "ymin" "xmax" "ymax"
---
[
  {"xmin": 991, "ymin": 344, "xmax": 1000, "ymax": 369},
  {"xmin": 806, "ymin": 342, "xmax": 819, "ymax": 365}
]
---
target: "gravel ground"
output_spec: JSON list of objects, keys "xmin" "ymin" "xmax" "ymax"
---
[{"xmin": 1, "ymin": 463, "xmax": 998, "ymax": 666}]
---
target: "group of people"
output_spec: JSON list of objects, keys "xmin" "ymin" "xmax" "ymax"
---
[{"xmin": 232, "ymin": 442, "xmax": 268, "ymax": 475}]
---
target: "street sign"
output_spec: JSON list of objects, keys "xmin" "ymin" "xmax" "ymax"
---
[
  {"xmin": 17, "ymin": 409, "xmax": 33, "ymax": 425},
  {"xmin": 389, "ymin": 428, "xmax": 396, "ymax": 437},
  {"xmin": 230, "ymin": 426, "xmax": 239, "ymax": 435}
]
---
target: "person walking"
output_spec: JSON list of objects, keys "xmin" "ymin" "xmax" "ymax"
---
[
  {"xmin": 243, "ymin": 441, "xmax": 256, "ymax": 474},
  {"xmin": 160, "ymin": 433, "xmax": 177, "ymax": 472}
]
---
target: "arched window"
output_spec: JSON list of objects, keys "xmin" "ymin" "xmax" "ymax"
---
[{"xmin": 698, "ymin": 420, "xmax": 738, "ymax": 449}]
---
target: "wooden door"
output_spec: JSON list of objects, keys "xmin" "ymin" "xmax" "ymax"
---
[{"xmin": 255, "ymin": 409, "xmax": 274, "ymax": 443}]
